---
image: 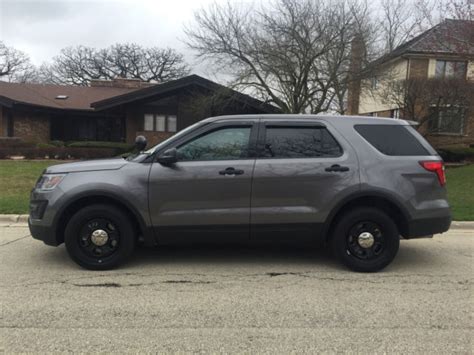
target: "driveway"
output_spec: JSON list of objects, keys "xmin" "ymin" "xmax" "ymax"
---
[{"xmin": 1, "ymin": 226, "xmax": 472, "ymax": 353}]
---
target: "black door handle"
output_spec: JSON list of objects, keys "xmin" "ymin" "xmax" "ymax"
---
[
  {"xmin": 325, "ymin": 164, "xmax": 349, "ymax": 172},
  {"xmin": 219, "ymin": 167, "xmax": 244, "ymax": 176}
]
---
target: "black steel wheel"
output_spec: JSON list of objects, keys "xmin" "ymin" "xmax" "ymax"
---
[
  {"xmin": 65, "ymin": 204, "xmax": 135, "ymax": 270},
  {"xmin": 331, "ymin": 207, "xmax": 399, "ymax": 272},
  {"xmin": 346, "ymin": 221, "xmax": 385, "ymax": 260}
]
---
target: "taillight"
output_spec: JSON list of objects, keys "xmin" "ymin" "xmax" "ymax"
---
[{"xmin": 419, "ymin": 161, "xmax": 446, "ymax": 186}]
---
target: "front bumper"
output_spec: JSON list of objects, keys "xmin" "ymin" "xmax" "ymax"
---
[{"xmin": 29, "ymin": 218, "xmax": 60, "ymax": 246}]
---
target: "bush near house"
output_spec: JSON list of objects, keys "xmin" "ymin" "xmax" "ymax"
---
[
  {"xmin": 438, "ymin": 147, "xmax": 474, "ymax": 163},
  {"xmin": 0, "ymin": 147, "xmax": 118, "ymax": 160},
  {"xmin": 0, "ymin": 140, "xmax": 134, "ymax": 160},
  {"xmin": 66, "ymin": 141, "xmax": 134, "ymax": 154}
]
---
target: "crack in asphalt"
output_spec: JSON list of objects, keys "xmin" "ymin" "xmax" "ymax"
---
[
  {"xmin": 161, "ymin": 280, "xmax": 215, "ymax": 284},
  {"xmin": 8, "ymin": 270, "xmax": 471, "ymax": 289},
  {"xmin": 72, "ymin": 282, "xmax": 122, "ymax": 288},
  {"xmin": 266, "ymin": 272, "xmax": 311, "ymax": 278},
  {"xmin": 0, "ymin": 235, "xmax": 30, "ymax": 247},
  {"xmin": 69, "ymin": 280, "xmax": 217, "ymax": 288}
]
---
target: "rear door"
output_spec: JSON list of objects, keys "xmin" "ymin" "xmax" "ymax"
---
[{"xmin": 250, "ymin": 119, "xmax": 360, "ymax": 241}]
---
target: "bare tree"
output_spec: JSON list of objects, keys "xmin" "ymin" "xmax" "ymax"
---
[
  {"xmin": 415, "ymin": 0, "xmax": 473, "ymax": 28},
  {"xmin": 0, "ymin": 41, "xmax": 37, "ymax": 83},
  {"xmin": 381, "ymin": 77, "xmax": 473, "ymax": 135},
  {"xmin": 378, "ymin": 0, "xmax": 425, "ymax": 53},
  {"xmin": 185, "ymin": 0, "xmax": 371, "ymax": 114},
  {"xmin": 39, "ymin": 43, "xmax": 190, "ymax": 86}
]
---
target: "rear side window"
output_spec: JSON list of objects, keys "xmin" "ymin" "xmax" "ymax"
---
[
  {"xmin": 354, "ymin": 124, "xmax": 430, "ymax": 156},
  {"xmin": 263, "ymin": 126, "xmax": 343, "ymax": 158}
]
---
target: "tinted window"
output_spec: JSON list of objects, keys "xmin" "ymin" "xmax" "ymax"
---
[
  {"xmin": 177, "ymin": 126, "xmax": 251, "ymax": 161},
  {"xmin": 355, "ymin": 124, "xmax": 430, "ymax": 156},
  {"xmin": 263, "ymin": 126, "xmax": 342, "ymax": 158}
]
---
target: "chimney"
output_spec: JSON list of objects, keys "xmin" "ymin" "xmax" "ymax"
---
[
  {"xmin": 346, "ymin": 34, "xmax": 365, "ymax": 115},
  {"xmin": 90, "ymin": 77, "xmax": 156, "ymax": 89}
]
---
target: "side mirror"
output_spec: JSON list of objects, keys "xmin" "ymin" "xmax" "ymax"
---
[
  {"xmin": 135, "ymin": 135, "xmax": 147, "ymax": 152},
  {"xmin": 158, "ymin": 148, "xmax": 178, "ymax": 165}
]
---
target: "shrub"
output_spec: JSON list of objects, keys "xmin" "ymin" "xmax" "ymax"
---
[
  {"xmin": 438, "ymin": 147, "xmax": 474, "ymax": 163},
  {"xmin": 36, "ymin": 143, "xmax": 55, "ymax": 148},
  {"xmin": 49, "ymin": 140, "xmax": 65, "ymax": 147},
  {"xmin": 66, "ymin": 141, "xmax": 134, "ymax": 155},
  {"xmin": 0, "ymin": 138, "xmax": 36, "ymax": 149},
  {"xmin": 0, "ymin": 147, "xmax": 118, "ymax": 160}
]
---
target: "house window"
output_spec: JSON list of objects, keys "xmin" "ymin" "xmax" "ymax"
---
[
  {"xmin": 435, "ymin": 60, "xmax": 467, "ymax": 79},
  {"xmin": 143, "ymin": 114, "xmax": 177, "ymax": 132},
  {"xmin": 155, "ymin": 115, "xmax": 166, "ymax": 132},
  {"xmin": 371, "ymin": 76, "xmax": 378, "ymax": 89},
  {"xmin": 390, "ymin": 109, "xmax": 400, "ymax": 119},
  {"xmin": 144, "ymin": 114, "xmax": 154, "ymax": 131},
  {"xmin": 167, "ymin": 115, "xmax": 177, "ymax": 132},
  {"xmin": 430, "ymin": 107, "xmax": 465, "ymax": 134}
]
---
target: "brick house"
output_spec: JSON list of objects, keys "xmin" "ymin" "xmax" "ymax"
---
[
  {"xmin": 0, "ymin": 75, "xmax": 277, "ymax": 146},
  {"xmin": 347, "ymin": 19, "xmax": 474, "ymax": 148}
]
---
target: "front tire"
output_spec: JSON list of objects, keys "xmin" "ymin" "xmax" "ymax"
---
[
  {"xmin": 64, "ymin": 204, "xmax": 136, "ymax": 270},
  {"xmin": 330, "ymin": 207, "xmax": 400, "ymax": 272}
]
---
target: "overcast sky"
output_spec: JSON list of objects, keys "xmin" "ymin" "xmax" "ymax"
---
[{"xmin": 0, "ymin": 0, "xmax": 239, "ymax": 79}]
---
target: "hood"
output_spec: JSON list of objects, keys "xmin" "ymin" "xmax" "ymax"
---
[{"xmin": 45, "ymin": 157, "xmax": 127, "ymax": 174}]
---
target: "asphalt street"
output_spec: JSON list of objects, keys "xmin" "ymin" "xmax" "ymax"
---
[{"xmin": 1, "ymin": 226, "xmax": 472, "ymax": 353}]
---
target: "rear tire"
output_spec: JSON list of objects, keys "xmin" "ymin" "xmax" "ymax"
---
[
  {"xmin": 330, "ymin": 207, "xmax": 399, "ymax": 272},
  {"xmin": 64, "ymin": 204, "xmax": 135, "ymax": 270}
]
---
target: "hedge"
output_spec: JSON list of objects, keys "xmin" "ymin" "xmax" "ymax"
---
[
  {"xmin": 438, "ymin": 147, "xmax": 474, "ymax": 163},
  {"xmin": 0, "ymin": 138, "xmax": 36, "ymax": 149},
  {"xmin": 0, "ymin": 147, "xmax": 118, "ymax": 160},
  {"xmin": 66, "ymin": 141, "xmax": 134, "ymax": 154}
]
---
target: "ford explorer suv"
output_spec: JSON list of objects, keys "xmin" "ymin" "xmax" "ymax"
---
[{"xmin": 29, "ymin": 115, "xmax": 451, "ymax": 272}]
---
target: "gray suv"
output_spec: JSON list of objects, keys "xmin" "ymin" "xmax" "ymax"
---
[{"xmin": 29, "ymin": 115, "xmax": 451, "ymax": 272}]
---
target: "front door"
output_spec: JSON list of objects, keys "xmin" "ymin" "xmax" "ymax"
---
[
  {"xmin": 148, "ymin": 120, "xmax": 258, "ymax": 242},
  {"xmin": 250, "ymin": 120, "xmax": 360, "ymax": 241}
]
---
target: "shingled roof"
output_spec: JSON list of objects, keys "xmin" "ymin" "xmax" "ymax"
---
[
  {"xmin": 0, "ymin": 81, "xmax": 139, "ymax": 110},
  {"xmin": 91, "ymin": 74, "xmax": 279, "ymax": 113},
  {"xmin": 0, "ymin": 75, "xmax": 278, "ymax": 113},
  {"xmin": 370, "ymin": 19, "xmax": 473, "ymax": 67}
]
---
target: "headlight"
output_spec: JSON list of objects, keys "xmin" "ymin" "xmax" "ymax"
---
[{"xmin": 36, "ymin": 174, "xmax": 66, "ymax": 191}]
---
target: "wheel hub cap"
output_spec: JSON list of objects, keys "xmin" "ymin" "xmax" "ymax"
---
[
  {"xmin": 358, "ymin": 232, "xmax": 375, "ymax": 248},
  {"xmin": 91, "ymin": 229, "xmax": 109, "ymax": 246}
]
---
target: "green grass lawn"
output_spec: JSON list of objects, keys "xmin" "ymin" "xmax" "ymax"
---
[
  {"xmin": 0, "ymin": 160, "xmax": 473, "ymax": 220},
  {"xmin": 445, "ymin": 164, "xmax": 474, "ymax": 221},
  {"xmin": 0, "ymin": 160, "xmax": 64, "ymax": 214}
]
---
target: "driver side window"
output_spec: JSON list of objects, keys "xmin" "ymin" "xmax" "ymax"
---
[{"xmin": 177, "ymin": 126, "xmax": 252, "ymax": 161}]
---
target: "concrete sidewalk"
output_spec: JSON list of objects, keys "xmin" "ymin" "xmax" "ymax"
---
[{"xmin": 1, "ymin": 214, "xmax": 473, "ymax": 230}]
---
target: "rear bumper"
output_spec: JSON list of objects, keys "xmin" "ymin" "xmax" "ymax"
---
[
  {"xmin": 405, "ymin": 214, "xmax": 451, "ymax": 238},
  {"xmin": 28, "ymin": 218, "xmax": 59, "ymax": 246}
]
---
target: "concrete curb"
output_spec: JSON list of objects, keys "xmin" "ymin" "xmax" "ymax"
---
[
  {"xmin": 0, "ymin": 214, "xmax": 28, "ymax": 227},
  {"xmin": 0, "ymin": 214, "xmax": 474, "ymax": 230},
  {"xmin": 0, "ymin": 214, "xmax": 22, "ymax": 223},
  {"xmin": 449, "ymin": 221, "xmax": 474, "ymax": 230}
]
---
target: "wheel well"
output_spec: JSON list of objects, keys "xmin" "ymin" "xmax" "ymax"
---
[
  {"xmin": 55, "ymin": 195, "xmax": 143, "ymax": 244},
  {"xmin": 326, "ymin": 196, "xmax": 409, "ymax": 241}
]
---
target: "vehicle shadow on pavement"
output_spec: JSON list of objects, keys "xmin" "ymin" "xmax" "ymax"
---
[
  {"xmin": 34, "ymin": 240, "xmax": 437, "ymax": 273},
  {"xmin": 129, "ymin": 244, "xmax": 339, "ymax": 268}
]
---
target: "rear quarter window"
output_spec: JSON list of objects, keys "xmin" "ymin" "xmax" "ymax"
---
[{"xmin": 354, "ymin": 124, "xmax": 430, "ymax": 156}]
